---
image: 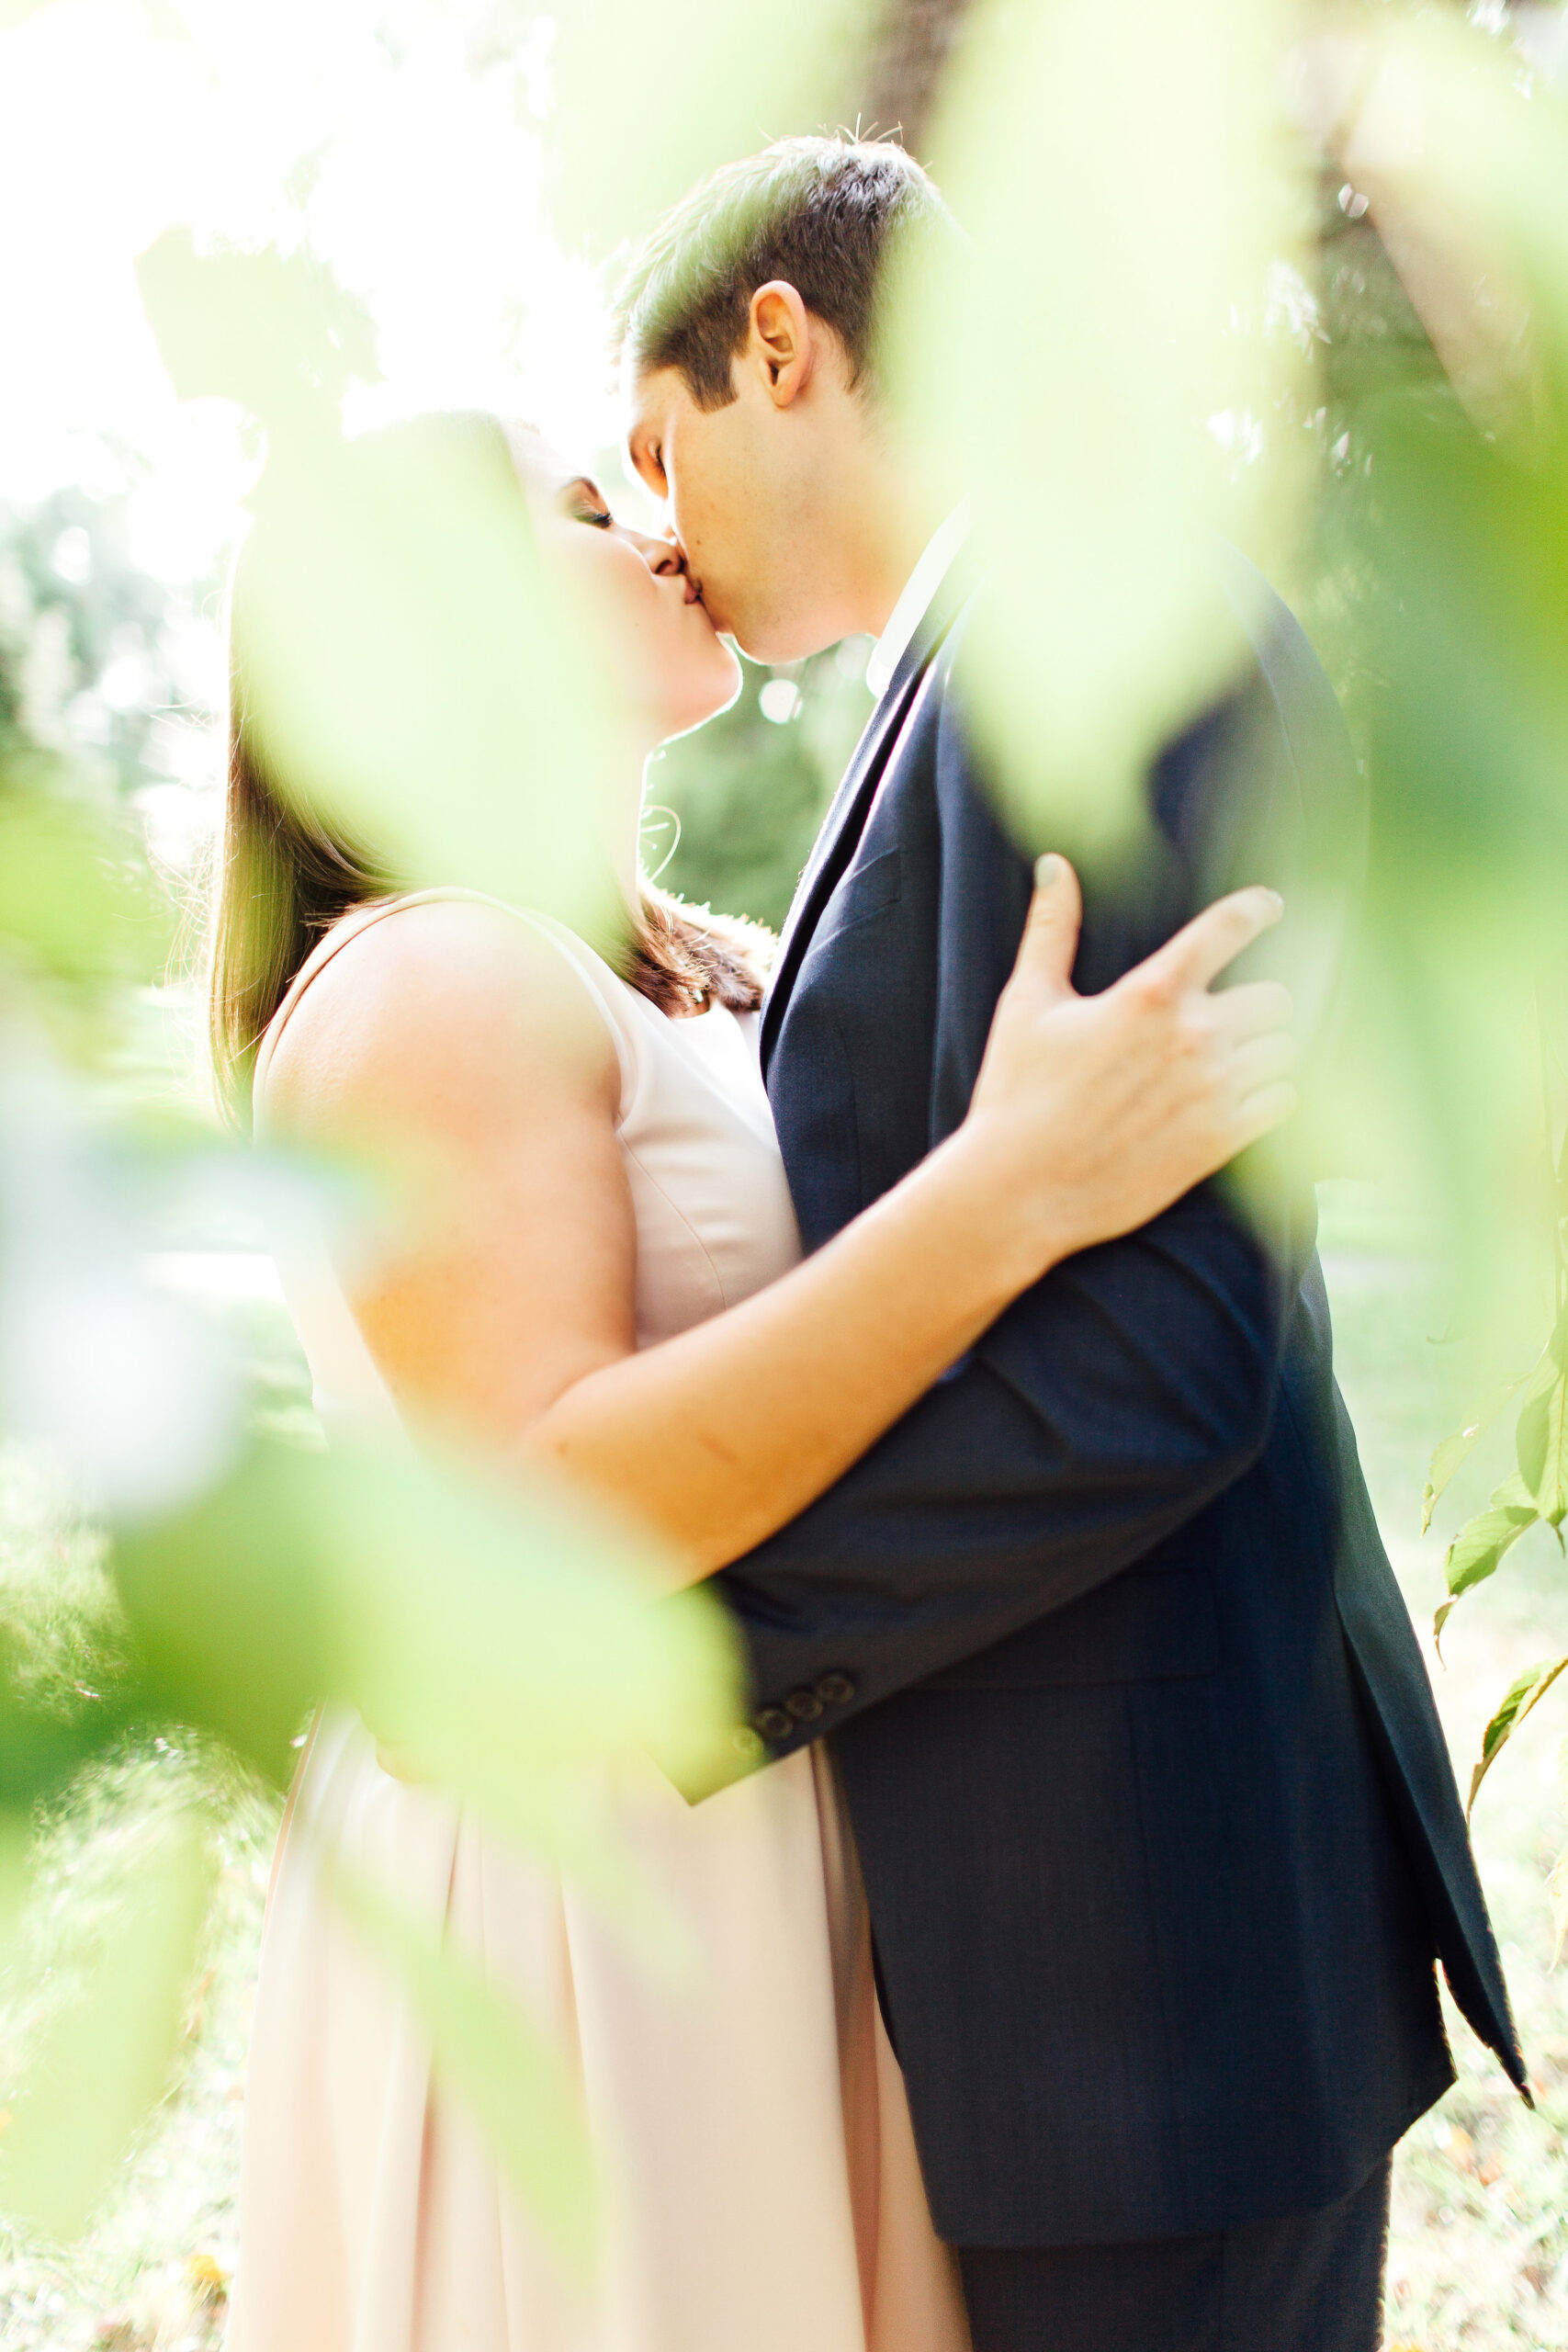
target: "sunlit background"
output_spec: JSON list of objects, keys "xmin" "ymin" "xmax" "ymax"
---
[{"xmin": 1, "ymin": 3, "xmax": 626, "ymax": 876}]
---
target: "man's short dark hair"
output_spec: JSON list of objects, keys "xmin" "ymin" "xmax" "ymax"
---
[{"xmin": 616, "ymin": 136, "xmax": 951, "ymax": 413}]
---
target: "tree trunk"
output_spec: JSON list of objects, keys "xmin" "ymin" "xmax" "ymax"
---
[{"xmin": 858, "ymin": 0, "xmax": 976, "ymax": 154}]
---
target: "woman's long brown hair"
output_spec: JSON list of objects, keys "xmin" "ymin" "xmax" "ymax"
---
[{"xmin": 209, "ymin": 425, "xmax": 770, "ymax": 1129}]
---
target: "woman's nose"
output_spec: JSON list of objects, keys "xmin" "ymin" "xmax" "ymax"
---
[{"xmin": 627, "ymin": 526, "xmax": 684, "ymax": 579}]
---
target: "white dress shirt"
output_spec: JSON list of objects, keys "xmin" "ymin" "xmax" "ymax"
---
[{"xmin": 863, "ymin": 503, "xmax": 972, "ymax": 700}]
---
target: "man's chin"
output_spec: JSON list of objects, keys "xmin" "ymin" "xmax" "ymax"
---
[
  {"xmin": 697, "ymin": 594, "xmax": 739, "ymax": 642},
  {"xmin": 701, "ymin": 587, "xmax": 830, "ymax": 668},
  {"xmin": 698, "ymin": 586, "xmax": 770, "ymax": 660},
  {"xmin": 723, "ymin": 619, "xmax": 798, "ymax": 666}
]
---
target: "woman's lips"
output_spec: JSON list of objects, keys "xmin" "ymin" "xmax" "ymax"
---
[{"xmin": 692, "ymin": 581, "xmax": 730, "ymax": 632}]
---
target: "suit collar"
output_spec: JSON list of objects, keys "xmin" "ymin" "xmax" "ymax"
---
[
  {"xmin": 865, "ymin": 503, "xmax": 973, "ymax": 700},
  {"xmin": 761, "ymin": 565, "xmax": 977, "ymax": 1074}
]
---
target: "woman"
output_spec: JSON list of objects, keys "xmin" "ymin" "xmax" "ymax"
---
[{"xmin": 220, "ymin": 416, "xmax": 1296, "ymax": 2352}]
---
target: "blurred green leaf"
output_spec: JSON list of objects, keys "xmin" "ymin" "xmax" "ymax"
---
[
  {"xmin": 136, "ymin": 231, "xmax": 380, "ymax": 436},
  {"xmin": 111, "ymin": 1444, "xmax": 345, "ymax": 1788},
  {"xmin": 112, "ymin": 1435, "xmax": 739, "ymax": 1896},
  {"xmin": 0, "ymin": 1807, "xmax": 31, "ymax": 1962},
  {"xmin": 0, "ymin": 1621, "xmax": 132, "ymax": 1815},
  {"xmin": 897, "ymin": 0, "xmax": 1313, "ymax": 863},
  {"xmin": 0, "ymin": 1803, "xmax": 212, "ymax": 2240},
  {"xmin": 330, "ymin": 1859, "xmax": 598, "ymax": 2276},
  {"xmin": 321, "ymin": 1441, "xmax": 739, "ymax": 1920},
  {"xmin": 0, "ymin": 792, "xmax": 171, "ymax": 986},
  {"xmin": 1314, "ymin": 16, "xmax": 1568, "ymax": 1314},
  {"xmin": 1468, "ymin": 1657, "xmax": 1568, "ymax": 1821},
  {"xmin": 545, "ymin": 0, "xmax": 871, "ymax": 254},
  {"xmin": 1331, "ymin": 14, "xmax": 1568, "ymax": 424},
  {"xmin": 235, "ymin": 416, "xmax": 625, "ymax": 939}
]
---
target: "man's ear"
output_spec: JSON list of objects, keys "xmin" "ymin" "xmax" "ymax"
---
[{"xmin": 746, "ymin": 280, "xmax": 816, "ymax": 409}]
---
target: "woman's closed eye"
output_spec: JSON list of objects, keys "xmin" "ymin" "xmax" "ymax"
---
[{"xmin": 561, "ymin": 478, "xmax": 615, "ymax": 530}]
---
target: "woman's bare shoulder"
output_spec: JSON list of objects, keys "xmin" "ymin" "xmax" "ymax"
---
[{"xmin": 260, "ymin": 898, "xmax": 619, "ymax": 1145}]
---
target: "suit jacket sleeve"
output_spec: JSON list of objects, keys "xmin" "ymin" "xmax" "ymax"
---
[{"xmin": 708, "ymin": 569, "xmax": 1362, "ymax": 1764}]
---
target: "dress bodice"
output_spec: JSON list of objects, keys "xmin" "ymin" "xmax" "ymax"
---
[{"xmin": 251, "ymin": 890, "xmax": 803, "ymax": 1428}]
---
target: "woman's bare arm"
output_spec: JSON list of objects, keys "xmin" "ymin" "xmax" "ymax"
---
[{"xmin": 262, "ymin": 876, "xmax": 1293, "ymax": 1585}]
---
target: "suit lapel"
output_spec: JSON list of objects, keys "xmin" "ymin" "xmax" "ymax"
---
[
  {"xmin": 761, "ymin": 569, "xmax": 976, "ymax": 1075},
  {"xmin": 760, "ymin": 662, "xmax": 923, "ymax": 1069}
]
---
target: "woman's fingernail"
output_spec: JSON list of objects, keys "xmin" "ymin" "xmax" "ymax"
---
[{"xmin": 1035, "ymin": 853, "xmax": 1064, "ymax": 889}]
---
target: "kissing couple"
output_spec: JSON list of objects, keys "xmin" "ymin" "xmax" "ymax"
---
[{"xmin": 218, "ymin": 137, "xmax": 1524, "ymax": 2352}]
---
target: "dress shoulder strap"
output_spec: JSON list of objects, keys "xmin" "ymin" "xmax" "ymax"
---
[{"xmin": 250, "ymin": 888, "xmax": 642, "ymax": 1136}]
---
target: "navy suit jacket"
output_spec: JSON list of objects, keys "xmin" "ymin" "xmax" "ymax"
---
[{"xmin": 709, "ymin": 556, "xmax": 1525, "ymax": 2248}]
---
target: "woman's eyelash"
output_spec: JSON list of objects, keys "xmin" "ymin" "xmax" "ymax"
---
[{"xmin": 579, "ymin": 506, "xmax": 614, "ymax": 529}]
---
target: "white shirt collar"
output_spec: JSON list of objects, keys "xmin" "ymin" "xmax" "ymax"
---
[{"xmin": 864, "ymin": 503, "xmax": 972, "ymax": 701}]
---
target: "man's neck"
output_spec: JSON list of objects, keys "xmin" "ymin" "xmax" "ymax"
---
[
  {"xmin": 828, "ymin": 443, "xmax": 942, "ymax": 641},
  {"xmin": 858, "ymin": 521, "xmax": 942, "ymax": 640}
]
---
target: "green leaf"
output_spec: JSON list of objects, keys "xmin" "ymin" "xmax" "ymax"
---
[
  {"xmin": 112, "ymin": 1443, "xmax": 346, "ymax": 1788},
  {"xmin": 329, "ymin": 1860, "xmax": 599, "ymax": 2278},
  {"xmin": 0, "ymin": 1810, "xmax": 33, "ymax": 1966},
  {"xmin": 897, "ymin": 0, "xmax": 1314, "ymax": 866},
  {"xmin": 0, "ymin": 793, "xmax": 171, "ymax": 986},
  {"xmin": 1467, "ymin": 1657, "xmax": 1568, "ymax": 1818},
  {"xmin": 1517, "ymin": 1314, "xmax": 1568, "ymax": 1522},
  {"xmin": 226, "ymin": 419, "xmax": 623, "ymax": 943},
  {"xmin": 545, "ymin": 0, "xmax": 862, "ymax": 254},
  {"xmin": 1444, "ymin": 1468, "xmax": 1540, "ymax": 1592},
  {"xmin": 135, "ymin": 231, "xmax": 380, "ymax": 429},
  {"xmin": 112, "ymin": 1435, "xmax": 739, "ymax": 1908},
  {"xmin": 1422, "ymin": 1370, "xmax": 1529, "ymax": 1532},
  {"xmin": 0, "ymin": 1806, "xmax": 213, "ymax": 2240}
]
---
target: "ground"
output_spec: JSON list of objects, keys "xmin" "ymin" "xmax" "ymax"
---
[{"xmin": 2, "ymin": 1187, "xmax": 1567, "ymax": 2349}]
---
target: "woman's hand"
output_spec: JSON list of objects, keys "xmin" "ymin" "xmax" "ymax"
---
[{"xmin": 962, "ymin": 854, "xmax": 1296, "ymax": 1283}]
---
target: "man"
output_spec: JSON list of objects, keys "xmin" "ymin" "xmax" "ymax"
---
[{"xmin": 619, "ymin": 137, "xmax": 1524, "ymax": 2351}]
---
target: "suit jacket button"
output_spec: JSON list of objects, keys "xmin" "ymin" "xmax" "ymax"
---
[
  {"xmin": 785, "ymin": 1687, "xmax": 824, "ymax": 1723},
  {"xmin": 754, "ymin": 1704, "xmax": 794, "ymax": 1742},
  {"xmin": 815, "ymin": 1671, "xmax": 856, "ymax": 1706},
  {"xmin": 731, "ymin": 1725, "xmax": 765, "ymax": 1762}
]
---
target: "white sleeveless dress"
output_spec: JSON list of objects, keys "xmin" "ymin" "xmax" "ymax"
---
[{"xmin": 228, "ymin": 892, "xmax": 971, "ymax": 2352}]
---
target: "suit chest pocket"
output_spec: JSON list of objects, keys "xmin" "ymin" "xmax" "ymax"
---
[{"xmin": 814, "ymin": 848, "xmax": 902, "ymax": 948}]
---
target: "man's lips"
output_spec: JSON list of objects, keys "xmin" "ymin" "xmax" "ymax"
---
[{"xmin": 689, "ymin": 578, "xmax": 730, "ymax": 630}]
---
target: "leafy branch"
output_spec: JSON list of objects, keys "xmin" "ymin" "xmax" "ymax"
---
[
  {"xmin": 1429, "ymin": 1035, "xmax": 1568, "ymax": 1947},
  {"xmin": 1430, "ymin": 1325, "xmax": 1564, "ymax": 1652}
]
